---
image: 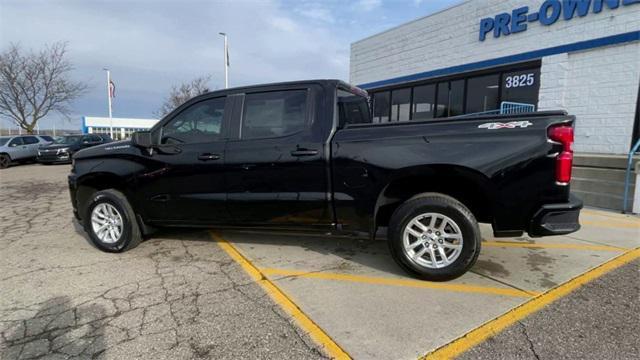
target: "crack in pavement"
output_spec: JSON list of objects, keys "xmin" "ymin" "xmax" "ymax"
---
[
  {"xmin": 0, "ymin": 165, "xmax": 326, "ymax": 359},
  {"xmin": 519, "ymin": 321, "xmax": 541, "ymax": 360}
]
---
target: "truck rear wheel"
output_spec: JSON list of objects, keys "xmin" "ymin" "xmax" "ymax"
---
[
  {"xmin": 387, "ymin": 193, "xmax": 481, "ymax": 281},
  {"xmin": 83, "ymin": 189, "xmax": 142, "ymax": 252}
]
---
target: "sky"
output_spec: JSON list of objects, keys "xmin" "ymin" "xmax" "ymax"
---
[{"xmin": 0, "ymin": 0, "xmax": 460, "ymax": 131}]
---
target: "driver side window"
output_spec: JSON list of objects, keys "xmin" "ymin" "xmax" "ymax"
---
[{"xmin": 162, "ymin": 97, "xmax": 225, "ymax": 144}]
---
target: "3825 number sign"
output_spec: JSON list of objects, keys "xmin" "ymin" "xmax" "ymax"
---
[{"xmin": 505, "ymin": 73, "xmax": 535, "ymax": 88}]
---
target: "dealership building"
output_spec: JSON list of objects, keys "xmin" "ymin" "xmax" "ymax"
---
[
  {"xmin": 82, "ymin": 117, "xmax": 158, "ymax": 141},
  {"xmin": 350, "ymin": 0, "xmax": 640, "ymax": 211}
]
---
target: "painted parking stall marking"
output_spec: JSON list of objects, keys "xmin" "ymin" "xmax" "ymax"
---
[
  {"xmin": 210, "ymin": 208, "xmax": 639, "ymax": 359},
  {"xmin": 211, "ymin": 232, "xmax": 351, "ymax": 359}
]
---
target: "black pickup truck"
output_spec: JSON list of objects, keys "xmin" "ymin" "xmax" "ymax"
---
[{"xmin": 68, "ymin": 80, "xmax": 582, "ymax": 280}]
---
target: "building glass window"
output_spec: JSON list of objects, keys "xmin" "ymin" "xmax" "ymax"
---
[
  {"xmin": 466, "ymin": 74, "xmax": 500, "ymax": 114},
  {"xmin": 373, "ymin": 91, "xmax": 390, "ymax": 123},
  {"xmin": 501, "ymin": 68, "xmax": 540, "ymax": 108},
  {"xmin": 436, "ymin": 82, "xmax": 449, "ymax": 118},
  {"xmin": 436, "ymin": 80, "xmax": 464, "ymax": 117},
  {"xmin": 450, "ymin": 80, "xmax": 464, "ymax": 116},
  {"xmin": 391, "ymin": 88, "xmax": 411, "ymax": 122},
  {"xmin": 368, "ymin": 63, "xmax": 541, "ymax": 121},
  {"xmin": 412, "ymin": 84, "xmax": 436, "ymax": 120}
]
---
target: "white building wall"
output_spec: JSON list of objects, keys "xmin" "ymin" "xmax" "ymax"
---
[
  {"xmin": 350, "ymin": 0, "xmax": 640, "ymax": 155},
  {"xmin": 350, "ymin": 0, "xmax": 640, "ymax": 86},
  {"xmin": 539, "ymin": 42, "xmax": 640, "ymax": 154}
]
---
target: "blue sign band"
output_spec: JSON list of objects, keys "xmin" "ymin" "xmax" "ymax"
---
[{"xmin": 357, "ymin": 31, "xmax": 640, "ymax": 90}]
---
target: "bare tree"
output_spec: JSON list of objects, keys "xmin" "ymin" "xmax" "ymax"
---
[
  {"xmin": 0, "ymin": 42, "xmax": 87, "ymax": 134},
  {"xmin": 155, "ymin": 75, "xmax": 212, "ymax": 118}
]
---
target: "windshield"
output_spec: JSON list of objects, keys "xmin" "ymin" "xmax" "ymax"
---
[
  {"xmin": 54, "ymin": 135, "xmax": 82, "ymax": 145},
  {"xmin": 0, "ymin": 137, "xmax": 9, "ymax": 146}
]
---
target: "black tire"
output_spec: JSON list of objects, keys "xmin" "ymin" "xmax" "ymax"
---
[
  {"xmin": 0, "ymin": 154, "xmax": 11, "ymax": 169},
  {"xmin": 388, "ymin": 193, "xmax": 481, "ymax": 281},
  {"xmin": 83, "ymin": 189, "xmax": 142, "ymax": 252}
]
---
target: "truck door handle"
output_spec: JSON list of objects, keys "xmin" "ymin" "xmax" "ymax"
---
[
  {"xmin": 290, "ymin": 149, "xmax": 318, "ymax": 157},
  {"xmin": 198, "ymin": 153, "xmax": 221, "ymax": 161}
]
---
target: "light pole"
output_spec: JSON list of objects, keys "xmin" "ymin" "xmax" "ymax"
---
[
  {"xmin": 103, "ymin": 68, "xmax": 114, "ymax": 138},
  {"xmin": 219, "ymin": 32, "xmax": 228, "ymax": 89}
]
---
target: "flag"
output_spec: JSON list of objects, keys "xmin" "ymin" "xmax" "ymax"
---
[{"xmin": 109, "ymin": 80, "xmax": 116, "ymax": 98}]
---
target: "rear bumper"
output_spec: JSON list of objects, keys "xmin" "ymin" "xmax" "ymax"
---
[{"xmin": 528, "ymin": 194, "xmax": 583, "ymax": 237}]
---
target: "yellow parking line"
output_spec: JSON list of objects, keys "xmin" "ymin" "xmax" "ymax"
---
[
  {"xmin": 421, "ymin": 247, "xmax": 640, "ymax": 360},
  {"xmin": 483, "ymin": 240, "xmax": 627, "ymax": 252},
  {"xmin": 580, "ymin": 219, "xmax": 640, "ymax": 229},
  {"xmin": 210, "ymin": 232, "xmax": 351, "ymax": 359},
  {"xmin": 262, "ymin": 268, "xmax": 537, "ymax": 298},
  {"xmin": 580, "ymin": 209, "xmax": 636, "ymax": 220}
]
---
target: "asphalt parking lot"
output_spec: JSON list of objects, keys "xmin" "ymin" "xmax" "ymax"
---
[{"xmin": 1, "ymin": 164, "xmax": 638, "ymax": 359}]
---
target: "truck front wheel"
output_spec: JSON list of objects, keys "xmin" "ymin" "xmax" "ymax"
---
[
  {"xmin": 388, "ymin": 193, "xmax": 481, "ymax": 281},
  {"xmin": 83, "ymin": 189, "xmax": 142, "ymax": 252}
]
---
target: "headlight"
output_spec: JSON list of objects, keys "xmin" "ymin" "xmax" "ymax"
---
[{"xmin": 56, "ymin": 147, "xmax": 69, "ymax": 155}]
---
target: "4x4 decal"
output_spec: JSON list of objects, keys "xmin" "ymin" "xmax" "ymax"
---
[{"xmin": 478, "ymin": 121, "xmax": 533, "ymax": 130}]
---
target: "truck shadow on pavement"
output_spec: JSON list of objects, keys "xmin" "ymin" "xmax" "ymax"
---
[
  {"xmin": 0, "ymin": 296, "xmax": 107, "ymax": 359},
  {"xmin": 150, "ymin": 227, "xmax": 412, "ymax": 277}
]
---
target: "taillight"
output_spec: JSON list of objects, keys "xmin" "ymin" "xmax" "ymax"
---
[{"xmin": 548, "ymin": 125, "xmax": 574, "ymax": 184}]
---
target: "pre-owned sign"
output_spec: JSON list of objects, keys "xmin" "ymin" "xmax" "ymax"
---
[{"xmin": 479, "ymin": 0, "xmax": 639, "ymax": 41}]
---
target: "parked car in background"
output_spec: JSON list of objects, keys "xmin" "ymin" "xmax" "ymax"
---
[
  {"xmin": 38, "ymin": 134, "xmax": 112, "ymax": 164},
  {"xmin": 37, "ymin": 135, "xmax": 55, "ymax": 144},
  {"xmin": 0, "ymin": 135, "xmax": 52, "ymax": 169}
]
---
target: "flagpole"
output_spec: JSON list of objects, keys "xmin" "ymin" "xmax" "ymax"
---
[
  {"xmin": 219, "ymin": 32, "xmax": 228, "ymax": 89},
  {"xmin": 104, "ymin": 68, "xmax": 113, "ymax": 138}
]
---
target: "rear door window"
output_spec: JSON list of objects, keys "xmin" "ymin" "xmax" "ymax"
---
[
  {"xmin": 241, "ymin": 90, "xmax": 308, "ymax": 140},
  {"xmin": 23, "ymin": 136, "xmax": 39, "ymax": 145}
]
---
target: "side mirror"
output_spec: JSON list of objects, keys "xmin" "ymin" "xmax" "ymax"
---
[{"xmin": 131, "ymin": 131, "xmax": 154, "ymax": 148}]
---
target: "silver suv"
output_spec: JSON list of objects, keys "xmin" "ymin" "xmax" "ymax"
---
[{"xmin": 0, "ymin": 135, "xmax": 53, "ymax": 169}]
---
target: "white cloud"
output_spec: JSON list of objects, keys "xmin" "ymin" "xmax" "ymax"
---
[
  {"xmin": 0, "ymin": 0, "xmax": 351, "ymax": 127},
  {"xmin": 357, "ymin": 0, "xmax": 382, "ymax": 11},
  {"xmin": 0, "ymin": 0, "xmax": 461, "ymax": 130},
  {"xmin": 297, "ymin": 6, "xmax": 335, "ymax": 23},
  {"xmin": 269, "ymin": 16, "xmax": 299, "ymax": 32}
]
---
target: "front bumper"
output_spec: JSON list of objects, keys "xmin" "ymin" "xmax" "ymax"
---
[
  {"xmin": 38, "ymin": 151, "xmax": 71, "ymax": 163},
  {"xmin": 528, "ymin": 194, "xmax": 583, "ymax": 237},
  {"xmin": 68, "ymin": 173, "xmax": 80, "ymax": 221}
]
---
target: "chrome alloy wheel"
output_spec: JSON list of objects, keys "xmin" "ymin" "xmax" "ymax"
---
[
  {"xmin": 403, "ymin": 213, "xmax": 463, "ymax": 269},
  {"xmin": 91, "ymin": 203, "xmax": 124, "ymax": 244}
]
